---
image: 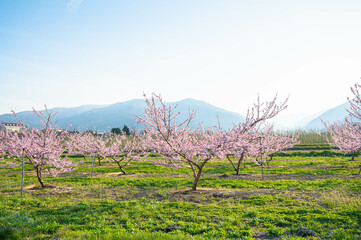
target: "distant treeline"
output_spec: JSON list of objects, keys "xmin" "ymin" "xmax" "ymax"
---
[
  {"xmin": 111, "ymin": 125, "xmax": 131, "ymax": 135},
  {"xmin": 279, "ymin": 129, "xmax": 330, "ymax": 146}
]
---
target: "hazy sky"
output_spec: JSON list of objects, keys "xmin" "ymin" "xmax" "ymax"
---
[{"xmin": 1, "ymin": 0, "xmax": 361, "ymax": 124}]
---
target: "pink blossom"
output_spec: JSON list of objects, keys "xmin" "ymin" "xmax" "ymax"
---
[
  {"xmin": 1, "ymin": 106, "xmax": 78, "ymax": 187},
  {"xmin": 136, "ymin": 93, "xmax": 288, "ymax": 190}
]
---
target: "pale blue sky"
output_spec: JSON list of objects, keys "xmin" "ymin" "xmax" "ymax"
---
[{"xmin": 1, "ymin": 0, "xmax": 361, "ymax": 126}]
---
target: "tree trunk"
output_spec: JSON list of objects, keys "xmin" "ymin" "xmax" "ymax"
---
[
  {"xmin": 120, "ymin": 167, "xmax": 126, "ymax": 175},
  {"xmin": 98, "ymin": 156, "xmax": 102, "ymax": 165},
  {"xmin": 235, "ymin": 159, "xmax": 242, "ymax": 175},
  {"xmin": 191, "ymin": 168, "xmax": 203, "ymax": 191},
  {"xmin": 351, "ymin": 151, "xmax": 355, "ymax": 161},
  {"xmin": 227, "ymin": 153, "xmax": 244, "ymax": 175},
  {"xmin": 236, "ymin": 153, "xmax": 244, "ymax": 175},
  {"xmin": 36, "ymin": 166, "xmax": 45, "ymax": 188},
  {"xmin": 227, "ymin": 155, "xmax": 238, "ymax": 175},
  {"xmin": 187, "ymin": 159, "xmax": 210, "ymax": 191},
  {"xmin": 117, "ymin": 162, "xmax": 127, "ymax": 174}
]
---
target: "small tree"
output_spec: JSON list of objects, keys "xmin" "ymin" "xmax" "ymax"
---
[
  {"xmin": 0, "ymin": 127, "xmax": 6, "ymax": 158},
  {"xmin": 222, "ymin": 95, "xmax": 288, "ymax": 175},
  {"xmin": 122, "ymin": 125, "xmax": 131, "ymax": 135},
  {"xmin": 323, "ymin": 118, "xmax": 361, "ymax": 160},
  {"xmin": 259, "ymin": 128, "xmax": 299, "ymax": 167},
  {"xmin": 323, "ymin": 83, "xmax": 361, "ymax": 160},
  {"xmin": 137, "ymin": 93, "xmax": 226, "ymax": 191},
  {"xmin": 67, "ymin": 131, "xmax": 106, "ymax": 174},
  {"xmin": 102, "ymin": 133, "xmax": 141, "ymax": 174},
  {"xmin": 224, "ymin": 132, "xmax": 259, "ymax": 175},
  {"xmin": 1, "ymin": 107, "xmax": 78, "ymax": 187},
  {"xmin": 111, "ymin": 128, "xmax": 121, "ymax": 135}
]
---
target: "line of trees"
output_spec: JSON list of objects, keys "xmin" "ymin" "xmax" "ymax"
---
[
  {"xmin": 111, "ymin": 125, "xmax": 131, "ymax": 135},
  {"xmin": 0, "ymin": 92, "xmax": 300, "ymax": 191},
  {"xmin": 136, "ymin": 93, "xmax": 295, "ymax": 190},
  {"xmin": 14, "ymin": 83, "xmax": 361, "ymax": 191}
]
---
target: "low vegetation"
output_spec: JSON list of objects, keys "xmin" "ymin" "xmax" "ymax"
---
[{"xmin": 1, "ymin": 153, "xmax": 360, "ymax": 239}]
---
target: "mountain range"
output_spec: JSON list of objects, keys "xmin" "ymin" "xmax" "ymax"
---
[
  {"xmin": 303, "ymin": 102, "xmax": 350, "ymax": 130},
  {"xmin": 0, "ymin": 99, "xmax": 245, "ymax": 131},
  {"xmin": 0, "ymin": 99, "xmax": 354, "ymax": 131}
]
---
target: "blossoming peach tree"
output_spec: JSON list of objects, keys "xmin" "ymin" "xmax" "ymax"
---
[
  {"xmin": 323, "ymin": 118, "xmax": 361, "ymax": 160},
  {"xmin": 0, "ymin": 126, "xmax": 7, "ymax": 158},
  {"xmin": 101, "ymin": 133, "xmax": 141, "ymax": 175},
  {"xmin": 1, "ymin": 106, "xmax": 78, "ymax": 188},
  {"xmin": 254, "ymin": 126, "xmax": 299, "ymax": 167},
  {"xmin": 66, "ymin": 131, "xmax": 106, "ymax": 176},
  {"xmin": 222, "ymin": 96, "xmax": 289, "ymax": 175},
  {"xmin": 323, "ymin": 83, "xmax": 361, "ymax": 160},
  {"xmin": 137, "ymin": 93, "xmax": 288, "ymax": 191},
  {"xmin": 137, "ymin": 93, "xmax": 227, "ymax": 191}
]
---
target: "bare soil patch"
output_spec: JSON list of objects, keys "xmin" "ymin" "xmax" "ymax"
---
[
  {"xmin": 24, "ymin": 183, "xmax": 73, "ymax": 193},
  {"xmin": 106, "ymin": 172, "xmax": 137, "ymax": 177}
]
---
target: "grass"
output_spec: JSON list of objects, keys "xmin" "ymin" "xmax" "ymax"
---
[{"xmin": 0, "ymin": 154, "xmax": 361, "ymax": 239}]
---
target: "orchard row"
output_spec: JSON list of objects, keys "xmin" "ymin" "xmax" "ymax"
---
[{"xmin": 1, "ymin": 83, "xmax": 361, "ymax": 191}]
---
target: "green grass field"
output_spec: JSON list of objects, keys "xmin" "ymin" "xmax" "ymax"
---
[{"xmin": 1, "ymin": 154, "xmax": 360, "ymax": 239}]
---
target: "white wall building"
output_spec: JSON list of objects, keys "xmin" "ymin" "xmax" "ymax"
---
[{"xmin": 1, "ymin": 123, "xmax": 25, "ymax": 132}]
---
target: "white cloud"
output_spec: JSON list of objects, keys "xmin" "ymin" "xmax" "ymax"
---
[{"xmin": 66, "ymin": 0, "xmax": 84, "ymax": 12}]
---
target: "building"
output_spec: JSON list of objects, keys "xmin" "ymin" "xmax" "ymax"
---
[{"xmin": 1, "ymin": 123, "xmax": 25, "ymax": 132}]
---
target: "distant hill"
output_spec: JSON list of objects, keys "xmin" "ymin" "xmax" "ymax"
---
[
  {"xmin": 303, "ymin": 102, "xmax": 350, "ymax": 130},
  {"xmin": 0, "ymin": 105, "xmax": 107, "ymax": 130},
  {"xmin": 0, "ymin": 99, "xmax": 245, "ymax": 132}
]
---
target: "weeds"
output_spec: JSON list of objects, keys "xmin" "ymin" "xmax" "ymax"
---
[{"xmin": 0, "ymin": 154, "xmax": 360, "ymax": 239}]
